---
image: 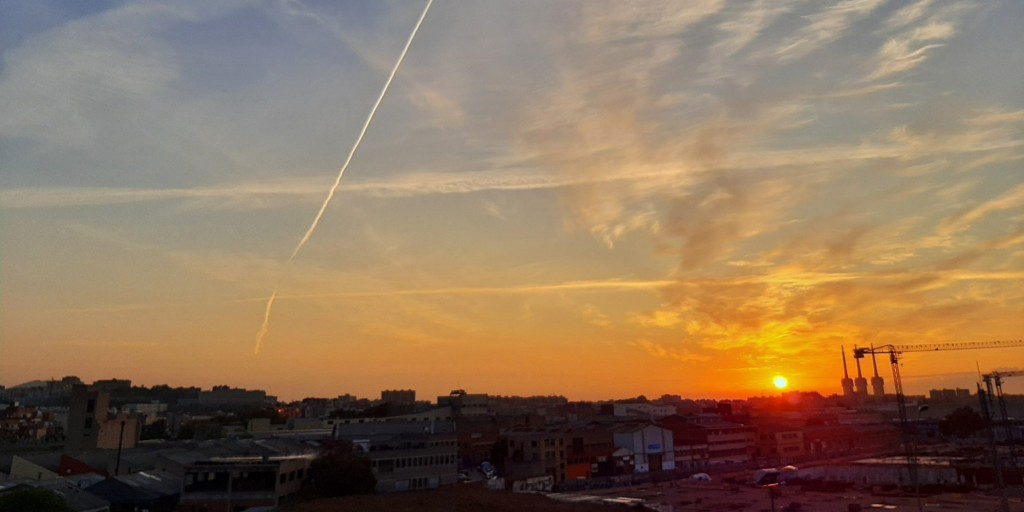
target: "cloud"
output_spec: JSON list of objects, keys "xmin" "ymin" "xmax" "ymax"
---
[
  {"xmin": 580, "ymin": 304, "xmax": 612, "ymax": 328},
  {"xmin": 261, "ymin": 278, "xmax": 676, "ymax": 301},
  {"xmin": 883, "ymin": 0, "xmax": 935, "ymax": 30},
  {"xmin": 579, "ymin": 1, "xmax": 725, "ymax": 44},
  {"xmin": 65, "ymin": 340, "xmax": 159, "ymax": 348},
  {"xmin": 868, "ymin": 1, "xmax": 968, "ymax": 81},
  {"xmin": 0, "ymin": 1, "xmax": 250, "ymax": 147},
  {"xmin": 711, "ymin": 0, "xmax": 793, "ymax": 60},
  {"xmin": 940, "ymin": 183, "xmax": 1024, "ymax": 236},
  {"xmin": 631, "ymin": 339, "xmax": 711, "ymax": 363},
  {"xmin": 630, "ymin": 310, "xmax": 683, "ymax": 329},
  {"xmin": 772, "ymin": 0, "xmax": 887, "ymax": 63}
]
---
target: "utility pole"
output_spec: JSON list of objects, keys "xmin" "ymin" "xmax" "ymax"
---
[{"xmin": 114, "ymin": 419, "xmax": 126, "ymax": 476}]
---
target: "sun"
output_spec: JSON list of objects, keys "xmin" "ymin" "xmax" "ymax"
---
[{"xmin": 773, "ymin": 375, "xmax": 789, "ymax": 389}]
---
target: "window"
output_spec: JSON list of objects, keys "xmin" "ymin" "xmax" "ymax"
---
[
  {"xmin": 84, "ymin": 418, "xmax": 93, "ymax": 429},
  {"xmin": 86, "ymin": 399, "xmax": 95, "ymax": 413}
]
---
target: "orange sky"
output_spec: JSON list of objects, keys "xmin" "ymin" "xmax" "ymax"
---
[{"xmin": 2, "ymin": 1, "xmax": 1023, "ymax": 401}]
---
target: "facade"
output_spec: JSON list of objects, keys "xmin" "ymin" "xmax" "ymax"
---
[
  {"xmin": 197, "ymin": 386, "xmax": 271, "ymax": 407},
  {"xmin": 66, "ymin": 385, "xmax": 142, "ymax": 451},
  {"xmin": 564, "ymin": 423, "xmax": 616, "ymax": 479},
  {"xmin": 502, "ymin": 426, "xmax": 568, "ymax": 484},
  {"xmin": 803, "ymin": 423, "xmax": 901, "ymax": 456},
  {"xmin": 755, "ymin": 424, "xmax": 805, "ymax": 462},
  {"xmin": 612, "ymin": 403, "xmax": 677, "ymax": 419},
  {"xmin": 928, "ymin": 388, "xmax": 972, "ymax": 402},
  {"xmin": 438, "ymin": 390, "xmax": 491, "ymax": 417},
  {"xmin": 176, "ymin": 457, "xmax": 310, "ymax": 512},
  {"xmin": 9, "ymin": 455, "xmax": 59, "ymax": 481},
  {"xmin": 660, "ymin": 415, "xmax": 755, "ymax": 466},
  {"xmin": 66, "ymin": 385, "xmax": 110, "ymax": 451},
  {"xmin": 334, "ymin": 419, "xmax": 458, "ymax": 492},
  {"xmin": 95, "ymin": 413, "xmax": 142, "ymax": 451},
  {"xmin": 611, "ymin": 423, "xmax": 675, "ymax": 473},
  {"xmin": 455, "ymin": 416, "xmax": 500, "ymax": 470},
  {"xmin": 381, "ymin": 389, "xmax": 416, "ymax": 405},
  {"xmin": 91, "ymin": 379, "xmax": 132, "ymax": 394}
]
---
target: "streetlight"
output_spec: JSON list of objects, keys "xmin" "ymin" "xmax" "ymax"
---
[{"xmin": 764, "ymin": 483, "xmax": 780, "ymax": 512}]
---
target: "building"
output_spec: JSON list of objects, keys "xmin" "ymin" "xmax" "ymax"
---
[
  {"xmin": 84, "ymin": 470, "xmax": 181, "ymax": 512},
  {"xmin": 95, "ymin": 412, "xmax": 142, "ymax": 452},
  {"xmin": 66, "ymin": 385, "xmax": 110, "ymax": 451},
  {"xmin": 381, "ymin": 389, "xmax": 416, "ymax": 405},
  {"xmin": 455, "ymin": 416, "xmax": 501, "ymax": 470},
  {"xmin": 755, "ymin": 424, "xmax": 805, "ymax": 463},
  {"xmin": 438, "ymin": 390, "xmax": 491, "ymax": 417},
  {"xmin": 123, "ymin": 401, "xmax": 168, "ymax": 424},
  {"xmin": 197, "ymin": 386, "xmax": 272, "ymax": 407},
  {"xmin": 928, "ymin": 388, "xmax": 972, "ymax": 403},
  {"xmin": 611, "ymin": 423, "xmax": 675, "ymax": 473},
  {"xmin": 564, "ymin": 422, "xmax": 617, "ymax": 479},
  {"xmin": 612, "ymin": 403, "xmax": 677, "ymax": 419},
  {"xmin": 91, "ymin": 379, "xmax": 132, "ymax": 394},
  {"xmin": 502, "ymin": 426, "xmax": 568, "ymax": 484},
  {"xmin": 803, "ymin": 423, "xmax": 901, "ymax": 456},
  {"xmin": 334, "ymin": 419, "xmax": 458, "ymax": 492},
  {"xmin": 176, "ymin": 456, "xmax": 310, "ymax": 512},
  {"xmin": 660, "ymin": 414, "xmax": 756, "ymax": 466}
]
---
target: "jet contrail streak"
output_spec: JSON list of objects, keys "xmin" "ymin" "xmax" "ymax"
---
[
  {"xmin": 288, "ymin": 0, "xmax": 433, "ymax": 263},
  {"xmin": 253, "ymin": 289, "xmax": 277, "ymax": 355},
  {"xmin": 255, "ymin": 0, "xmax": 433, "ymax": 355}
]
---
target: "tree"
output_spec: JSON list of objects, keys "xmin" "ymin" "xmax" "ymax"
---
[
  {"xmin": 0, "ymin": 489, "xmax": 73, "ymax": 512},
  {"xmin": 140, "ymin": 419, "xmax": 168, "ymax": 440},
  {"xmin": 307, "ymin": 440, "xmax": 377, "ymax": 497},
  {"xmin": 939, "ymin": 407, "xmax": 986, "ymax": 439}
]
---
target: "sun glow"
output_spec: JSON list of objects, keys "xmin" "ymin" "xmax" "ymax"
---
[{"xmin": 773, "ymin": 375, "xmax": 788, "ymax": 389}]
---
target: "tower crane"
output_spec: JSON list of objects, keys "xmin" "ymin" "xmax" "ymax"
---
[
  {"xmin": 853, "ymin": 340, "xmax": 1024, "ymax": 512},
  {"xmin": 981, "ymin": 370, "xmax": 1024, "ymax": 444}
]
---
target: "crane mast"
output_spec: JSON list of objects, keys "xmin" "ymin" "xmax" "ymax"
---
[{"xmin": 981, "ymin": 370, "xmax": 1024, "ymax": 450}]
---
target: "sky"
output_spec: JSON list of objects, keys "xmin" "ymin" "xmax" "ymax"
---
[{"xmin": 1, "ymin": 0, "xmax": 1022, "ymax": 402}]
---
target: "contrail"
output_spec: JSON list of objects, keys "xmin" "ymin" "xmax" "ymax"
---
[{"xmin": 254, "ymin": 0, "xmax": 433, "ymax": 355}]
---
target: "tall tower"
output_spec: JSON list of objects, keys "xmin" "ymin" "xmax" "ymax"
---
[
  {"xmin": 854, "ymin": 353, "xmax": 869, "ymax": 399},
  {"xmin": 870, "ymin": 344, "xmax": 886, "ymax": 399},
  {"xmin": 66, "ymin": 384, "xmax": 109, "ymax": 451},
  {"xmin": 841, "ymin": 346, "xmax": 855, "ymax": 398}
]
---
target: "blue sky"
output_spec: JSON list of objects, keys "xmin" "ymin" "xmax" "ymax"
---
[{"xmin": 2, "ymin": 0, "xmax": 1022, "ymax": 400}]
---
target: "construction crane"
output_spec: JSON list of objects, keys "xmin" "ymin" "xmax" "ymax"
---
[
  {"xmin": 853, "ymin": 340, "xmax": 1024, "ymax": 512},
  {"xmin": 981, "ymin": 370, "xmax": 1024, "ymax": 441},
  {"xmin": 852, "ymin": 341, "xmax": 1024, "ymax": 443}
]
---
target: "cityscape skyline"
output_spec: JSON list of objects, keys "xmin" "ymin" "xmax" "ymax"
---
[
  {"xmin": 2, "ymin": 1, "xmax": 1023, "ymax": 402},
  {"xmin": 5, "ymin": 357, "xmax": 1023, "ymax": 404}
]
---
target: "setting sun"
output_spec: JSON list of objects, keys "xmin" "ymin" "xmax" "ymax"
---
[{"xmin": 773, "ymin": 376, "xmax": 789, "ymax": 390}]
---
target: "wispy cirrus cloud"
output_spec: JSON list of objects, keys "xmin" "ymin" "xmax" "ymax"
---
[{"xmin": 771, "ymin": 0, "xmax": 887, "ymax": 63}]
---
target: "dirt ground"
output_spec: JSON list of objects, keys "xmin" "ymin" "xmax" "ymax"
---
[
  {"xmin": 281, "ymin": 485, "xmax": 636, "ymax": 512},
  {"xmin": 566, "ymin": 480, "xmax": 1024, "ymax": 512},
  {"xmin": 281, "ymin": 479, "xmax": 1024, "ymax": 512}
]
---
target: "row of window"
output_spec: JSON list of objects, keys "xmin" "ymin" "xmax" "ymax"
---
[
  {"xmin": 278, "ymin": 468, "xmax": 305, "ymax": 484},
  {"xmin": 371, "ymin": 453, "xmax": 456, "ymax": 474}
]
